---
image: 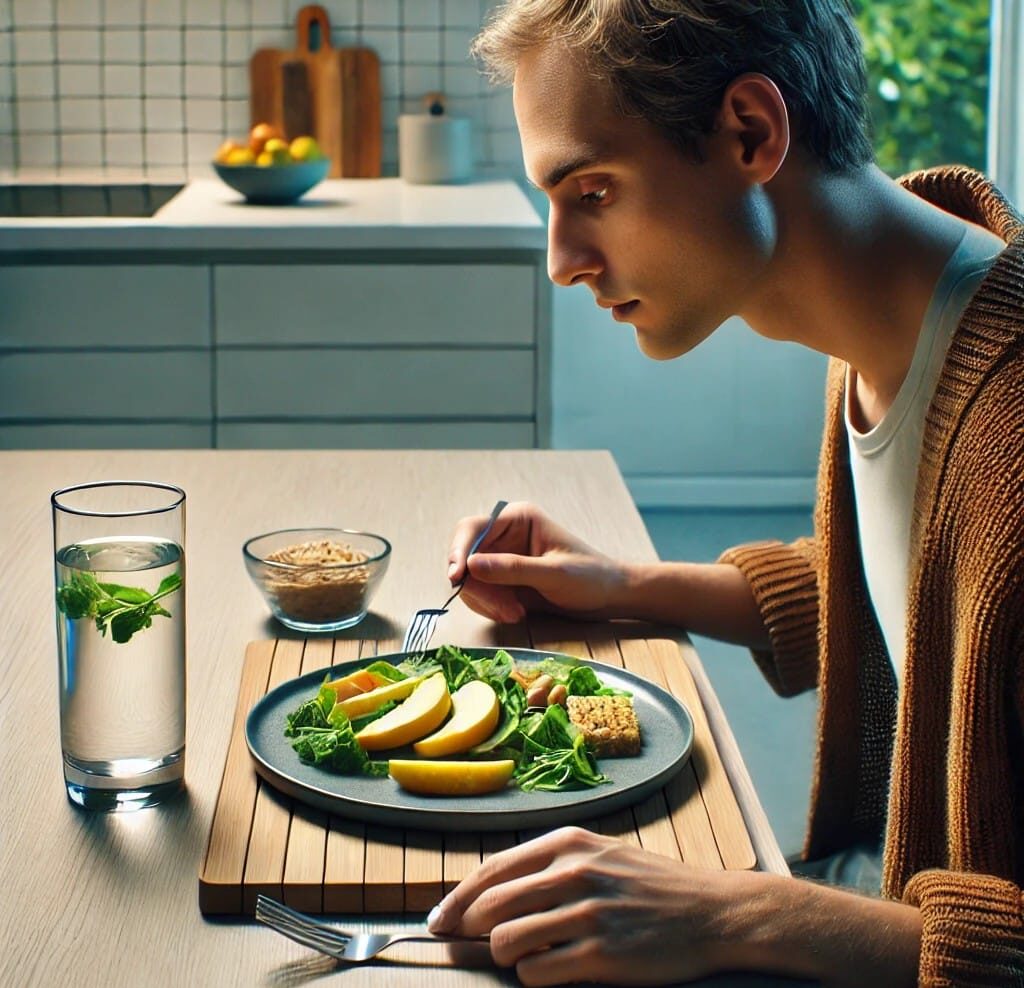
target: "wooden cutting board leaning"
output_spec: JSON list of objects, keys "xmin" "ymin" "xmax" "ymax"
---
[{"xmin": 249, "ymin": 4, "xmax": 382, "ymax": 178}]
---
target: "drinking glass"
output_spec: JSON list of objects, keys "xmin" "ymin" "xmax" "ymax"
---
[{"xmin": 52, "ymin": 481, "xmax": 186, "ymax": 811}]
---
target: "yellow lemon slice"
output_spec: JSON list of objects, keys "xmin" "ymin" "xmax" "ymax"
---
[
  {"xmin": 388, "ymin": 759, "xmax": 516, "ymax": 796},
  {"xmin": 355, "ymin": 673, "xmax": 450, "ymax": 751},
  {"xmin": 338, "ymin": 675, "xmax": 424, "ymax": 719},
  {"xmin": 413, "ymin": 680, "xmax": 500, "ymax": 757}
]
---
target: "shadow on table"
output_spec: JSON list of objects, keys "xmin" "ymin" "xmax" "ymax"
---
[
  {"xmin": 263, "ymin": 951, "xmax": 812, "ymax": 988},
  {"xmin": 259, "ymin": 611, "xmax": 401, "ymax": 643}
]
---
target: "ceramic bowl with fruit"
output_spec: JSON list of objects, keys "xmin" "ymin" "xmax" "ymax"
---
[{"xmin": 213, "ymin": 123, "xmax": 330, "ymax": 205}]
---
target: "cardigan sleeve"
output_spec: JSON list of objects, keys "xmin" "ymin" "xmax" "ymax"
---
[
  {"xmin": 716, "ymin": 536, "xmax": 820, "ymax": 697},
  {"xmin": 902, "ymin": 870, "xmax": 1024, "ymax": 985}
]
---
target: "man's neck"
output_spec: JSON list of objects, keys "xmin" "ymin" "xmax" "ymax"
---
[{"xmin": 740, "ymin": 162, "xmax": 971, "ymax": 428}]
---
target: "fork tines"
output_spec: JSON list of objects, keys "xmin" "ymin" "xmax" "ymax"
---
[
  {"xmin": 400, "ymin": 607, "xmax": 446, "ymax": 655},
  {"xmin": 255, "ymin": 895, "xmax": 350, "ymax": 957}
]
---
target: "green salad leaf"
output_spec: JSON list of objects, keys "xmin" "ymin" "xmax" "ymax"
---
[
  {"xmin": 514, "ymin": 734, "xmax": 609, "ymax": 792},
  {"xmin": 288, "ymin": 697, "xmax": 387, "ymax": 777},
  {"xmin": 285, "ymin": 680, "xmax": 338, "ymax": 736},
  {"xmin": 362, "ymin": 660, "xmax": 407, "ymax": 683}
]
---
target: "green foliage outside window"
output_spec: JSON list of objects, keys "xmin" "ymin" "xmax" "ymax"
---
[{"xmin": 853, "ymin": 0, "xmax": 991, "ymax": 176}]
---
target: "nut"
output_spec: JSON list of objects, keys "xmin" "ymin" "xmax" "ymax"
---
[{"xmin": 547, "ymin": 684, "xmax": 567, "ymax": 707}]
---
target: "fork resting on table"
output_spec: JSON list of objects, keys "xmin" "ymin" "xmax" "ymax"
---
[{"xmin": 256, "ymin": 895, "xmax": 488, "ymax": 963}]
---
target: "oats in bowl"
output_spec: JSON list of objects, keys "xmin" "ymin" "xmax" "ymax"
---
[{"xmin": 243, "ymin": 528, "xmax": 391, "ymax": 632}]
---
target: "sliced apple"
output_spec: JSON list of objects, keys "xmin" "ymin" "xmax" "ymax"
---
[
  {"xmin": 412, "ymin": 680, "xmax": 500, "ymax": 757},
  {"xmin": 324, "ymin": 668, "xmax": 379, "ymax": 701},
  {"xmin": 339, "ymin": 675, "xmax": 424, "ymax": 719},
  {"xmin": 388, "ymin": 759, "xmax": 516, "ymax": 796},
  {"xmin": 355, "ymin": 673, "xmax": 451, "ymax": 751}
]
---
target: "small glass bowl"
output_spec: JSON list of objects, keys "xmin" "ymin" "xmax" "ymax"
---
[{"xmin": 243, "ymin": 528, "xmax": 391, "ymax": 632}]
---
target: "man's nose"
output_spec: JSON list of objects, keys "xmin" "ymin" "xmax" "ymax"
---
[{"xmin": 547, "ymin": 210, "xmax": 602, "ymax": 287}]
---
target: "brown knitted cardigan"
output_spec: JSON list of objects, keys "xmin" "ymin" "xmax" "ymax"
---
[{"xmin": 719, "ymin": 166, "xmax": 1024, "ymax": 985}]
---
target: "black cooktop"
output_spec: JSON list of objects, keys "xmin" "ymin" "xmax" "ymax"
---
[{"xmin": 0, "ymin": 183, "xmax": 184, "ymax": 218}]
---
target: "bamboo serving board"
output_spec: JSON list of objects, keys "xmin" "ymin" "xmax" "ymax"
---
[
  {"xmin": 249, "ymin": 4, "xmax": 382, "ymax": 178},
  {"xmin": 198, "ymin": 626, "xmax": 757, "ymax": 915}
]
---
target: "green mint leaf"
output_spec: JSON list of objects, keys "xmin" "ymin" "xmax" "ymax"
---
[
  {"xmin": 156, "ymin": 573, "xmax": 182, "ymax": 596},
  {"xmin": 57, "ymin": 568, "xmax": 182, "ymax": 645},
  {"xmin": 99, "ymin": 583, "xmax": 152, "ymax": 605},
  {"xmin": 56, "ymin": 575, "xmax": 99, "ymax": 620},
  {"xmin": 109, "ymin": 607, "xmax": 153, "ymax": 643}
]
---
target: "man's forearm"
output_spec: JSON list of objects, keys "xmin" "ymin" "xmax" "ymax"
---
[
  {"xmin": 726, "ymin": 870, "xmax": 922, "ymax": 986},
  {"xmin": 613, "ymin": 560, "xmax": 772, "ymax": 651}
]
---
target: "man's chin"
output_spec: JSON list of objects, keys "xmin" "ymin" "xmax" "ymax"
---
[{"xmin": 634, "ymin": 326, "xmax": 701, "ymax": 362}]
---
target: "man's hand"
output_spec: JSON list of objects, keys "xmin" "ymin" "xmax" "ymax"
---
[
  {"xmin": 446, "ymin": 501, "xmax": 629, "ymax": 623},
  {"xmin": 428, "ymin": 827, "xmax": 923, "ymax": 987},
  {"xmin": 426, "ymin": 827, "xmax": 743, "ymax": 986}
]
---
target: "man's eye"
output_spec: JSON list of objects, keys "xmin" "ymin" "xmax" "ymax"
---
[{"xmin": 580, "ymin": 187, "xmax": 609, "ymax": 204}]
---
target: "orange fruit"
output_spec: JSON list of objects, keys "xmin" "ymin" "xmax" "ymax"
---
[
  {"xmin": 214, "ymin": 139, "xmax": 243, "ymax": 164},
  {"xmin": 249, "ymin": 122, "xmax": 283, "ymax": 156}
]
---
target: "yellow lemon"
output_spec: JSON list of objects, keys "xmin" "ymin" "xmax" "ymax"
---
[
  {"xmin": 413, "ymin": 681, "xmax": 500, "ymax": 757},
  {"xmin": 260, "ymin": 138, "xmax": 291, "ymax": 165},
  {"xmin": 289, "ymin": 135, "xmax": 322, "ymax": 162},
  {"xmin": 256, "ymin": 150, "xmax": 273, "ymax": 166},
  {"xmin": 388, "ymin": 759, "xmax": 516, "ymax": 796},
  {"xmin": 224, "ymin": 146, "xmax": 255, "ymax": 165},
  {"xmin": 356, "ymin": 673, "xmax": 451, "ymax": 751}
]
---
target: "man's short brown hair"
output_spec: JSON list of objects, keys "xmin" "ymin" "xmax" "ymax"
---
[{"xmin": 472, "ymin": 0, "xmax": 874, "ymax": 173}]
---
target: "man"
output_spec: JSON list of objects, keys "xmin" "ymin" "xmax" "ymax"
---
[{"xmin": 425, "ymin": 1, "xmax": 1024, "ymax": 986}]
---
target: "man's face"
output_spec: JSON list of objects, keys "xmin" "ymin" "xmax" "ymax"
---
[{"xmin": 513, "ymin": 43, "xmax": 776, "ymax": 360}]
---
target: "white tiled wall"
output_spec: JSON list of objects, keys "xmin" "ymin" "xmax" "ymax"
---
[{"xmin": 0, "ymin": 0, "xmax": 521, "ymax": 179}]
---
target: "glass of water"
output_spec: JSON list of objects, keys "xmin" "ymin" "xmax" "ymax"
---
[{"xmin": 52, "ymin": 481, "xmax": 186, "ymax": 811}]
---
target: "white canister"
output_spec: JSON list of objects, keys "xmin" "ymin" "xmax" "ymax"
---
[{"xmin": 398, "ymin": 113, "xmax": 474, "ymax": 184}]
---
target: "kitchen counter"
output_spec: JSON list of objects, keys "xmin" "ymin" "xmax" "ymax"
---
[
  {"xmin": 0, "ymin": 177, "xmax": 546, "ymax": 253},
  {"xmin": 0, "ymin": 177, "xmax": 551, "ymax": 452}
]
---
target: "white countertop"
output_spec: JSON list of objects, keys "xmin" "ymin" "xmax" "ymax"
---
[{"xmin": 0, "ymin": 177, "xmax": 546, "ymax": 252}]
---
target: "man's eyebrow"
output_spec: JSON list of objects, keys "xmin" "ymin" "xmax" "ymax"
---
[{"xmin": 529, "ymin": 152, "xmax": 607, "ymax": 191}]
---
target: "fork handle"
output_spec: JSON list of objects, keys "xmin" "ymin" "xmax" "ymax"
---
[
  {"xmin": 445, "ymin": 499, "xmax": 508, "ymax": 607},
  {"xmin": 389, "ymin": 932, "xmax": 490, "ymax": 945}
]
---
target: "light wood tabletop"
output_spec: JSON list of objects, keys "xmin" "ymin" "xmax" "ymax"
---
[{"xmin": 0, "ymin": 449, "xmax": 801, "ymax": 988}]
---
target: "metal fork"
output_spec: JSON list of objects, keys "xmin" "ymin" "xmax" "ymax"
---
[
  {"xmin": 255, "ymin": 895, "xmax": 487, "ymax": 962},
  {"xmin": 400, "ymin": 499, "xmax": 508, "ymax": 655}
]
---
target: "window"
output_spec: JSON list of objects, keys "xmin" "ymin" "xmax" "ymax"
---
[{"xmin": 855, "ymin": 0, "xmax": 991, "ymax": 176}]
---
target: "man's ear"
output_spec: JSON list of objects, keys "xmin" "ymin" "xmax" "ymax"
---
[{"xmin": 716, "ymin": 73, "xmax": 790, "ymax": 183}]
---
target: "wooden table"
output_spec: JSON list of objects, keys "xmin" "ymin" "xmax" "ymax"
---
[{"xmin": 0, "ymin": 450, "xmax": 800, "ymax": 987}]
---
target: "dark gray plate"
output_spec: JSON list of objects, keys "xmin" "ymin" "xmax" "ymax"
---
[{"xmin": 245, "ymin": 647, "xmax": 693, "ymax": 832}]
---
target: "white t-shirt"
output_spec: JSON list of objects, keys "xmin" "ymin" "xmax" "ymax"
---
[{"xmin": 846, "ymin": 223, "xmax": 1005, "ymax": 685}]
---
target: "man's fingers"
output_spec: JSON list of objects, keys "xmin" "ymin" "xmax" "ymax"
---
[
  {"xmin": 459, "ymin": 583, "xmax": 524, "ymax": 623},
  {"xmin": 447, "ymin": 512, "xmax": 493, "ymax": 583},
  {"xmin": 446, "ymin": 502, "xmax": 536, "ymax": 582},
  {"xmin": 514, "ymin": 936, "xmax": 602, "ymax": 988},
  {"xmin": 467, "ymin": 551, "xmax": 552, "ymax": 589},
  {"xmin": 429, "ymin": 829, "xmax": 598, "ymax": 933}
]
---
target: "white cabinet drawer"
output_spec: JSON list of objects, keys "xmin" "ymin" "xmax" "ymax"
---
[
  {"xmin": 0, "ymin": 351, "xmax": 211, "ymax": 419},
  {"xmin": 0, "ymin": 266, "xmax": 210, "ymax": 348},
  {"xmin": 0, "ymin": 423, "xmax": 211, "ymax": 449},
  {"xmin": 217, "ymin": 420, "xmax": 534, "ymax": 449},
  {"xmin": 214, "ymin": 264, "xmax": 536, "ymax": 346},
  {"xmin": 217, "ymin": 349, "xmax": 534, "ymax": 418}
]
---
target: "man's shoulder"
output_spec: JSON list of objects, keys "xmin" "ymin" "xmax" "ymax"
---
[{"xmin": 900, "ymin": 165, "xmax": 1023, "ymax": 244}]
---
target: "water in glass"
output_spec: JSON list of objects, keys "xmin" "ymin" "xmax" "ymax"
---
[{"xmin": 56, "ymin": 535, "xmax": 185, "ymax": 810}]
